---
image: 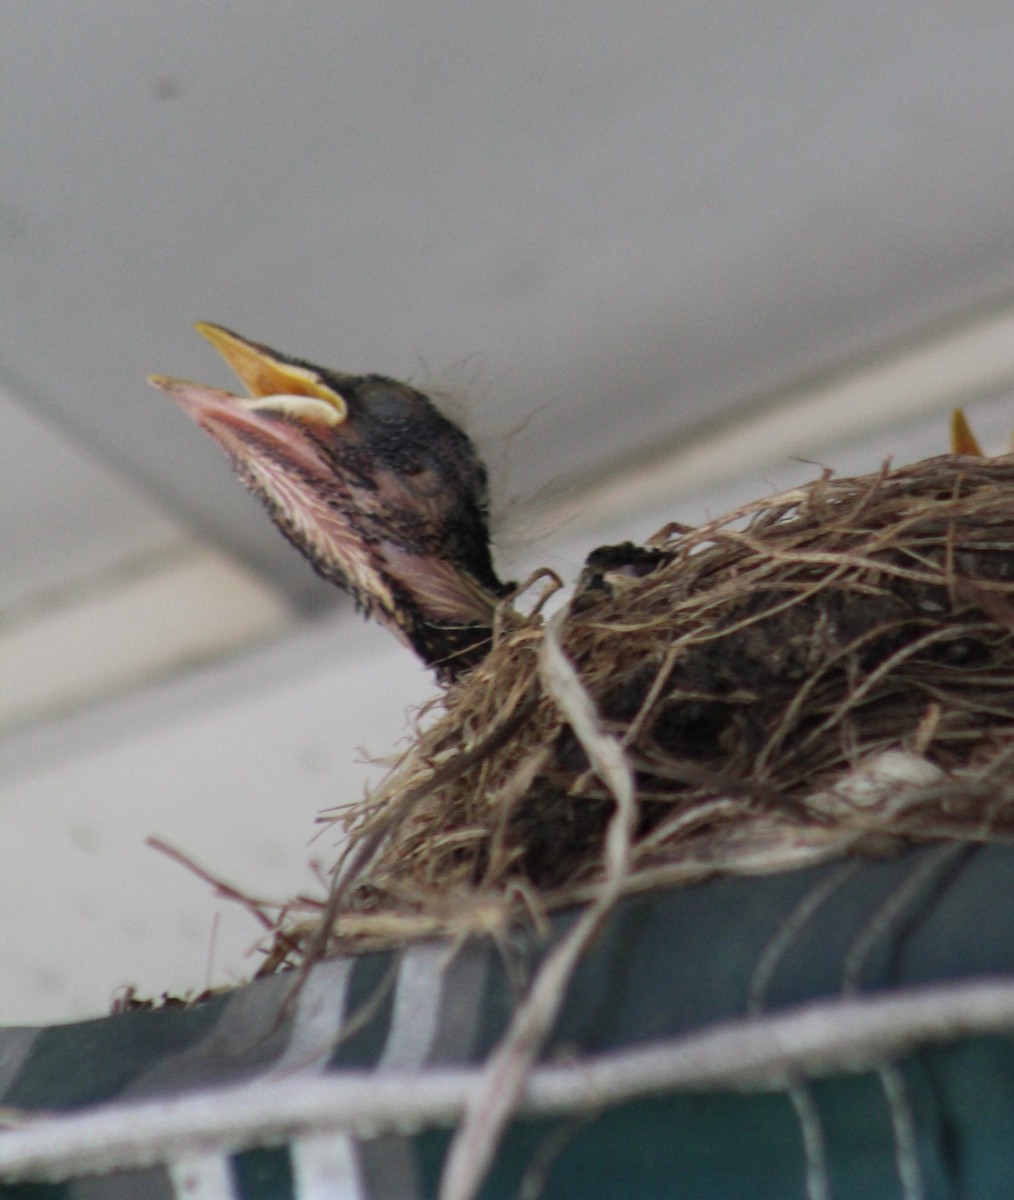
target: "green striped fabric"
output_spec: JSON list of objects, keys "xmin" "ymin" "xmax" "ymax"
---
[{"xmin": 2, "ymin": 843, "xmax": 1014, "ymax": 1198}]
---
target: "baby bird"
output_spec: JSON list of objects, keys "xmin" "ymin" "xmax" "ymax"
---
[{"xmin": 151, "ymin": 325, "xmax": 511, "ymax": 679}]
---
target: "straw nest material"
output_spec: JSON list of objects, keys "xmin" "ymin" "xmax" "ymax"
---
[{"xmin": 277, "ymin": 452, "xmax": 1014, "ymax": 959}]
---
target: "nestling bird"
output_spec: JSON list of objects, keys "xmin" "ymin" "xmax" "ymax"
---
[{"xmin": 150, "ymin": 325, "xmax": 512, "ymax": 679}]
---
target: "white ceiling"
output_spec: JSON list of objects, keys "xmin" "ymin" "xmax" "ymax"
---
[{"xmin": 6, "ymin": 3, "xmax": 1014, "ymax": 720}]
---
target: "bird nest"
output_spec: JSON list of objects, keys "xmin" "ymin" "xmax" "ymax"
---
[{"xmin": 275, "ymin": 452, "xmax": 1014, "ymax": 960}]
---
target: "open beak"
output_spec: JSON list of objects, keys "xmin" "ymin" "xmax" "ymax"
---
[
  {"xmin": 148, "ymin": 323, "xmax": 351, "ymax": 479},
  {"xmin": 149, "ymin": 322, "xmax": 349, "ymax": 429},
  {"xmin": 191, "ymin": 323, "xmax": 348, "ymax": 409}
]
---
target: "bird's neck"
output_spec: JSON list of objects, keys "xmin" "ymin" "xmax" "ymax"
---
[
  {"xmin": 402, "ymin": 615, "xmax": 498, "ymax": 681},
  {"xmin": 370, "ymin": 539, "xmax": 509, "ymax": 679}
]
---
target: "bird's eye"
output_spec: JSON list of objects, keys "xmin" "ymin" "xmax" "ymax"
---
[{"xmin": 364, "ymin": 387, "xmax": 414, "ymax": 421}]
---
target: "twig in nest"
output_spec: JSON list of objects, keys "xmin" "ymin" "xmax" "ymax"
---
[
  {"xmin": 146, "ymin": 838, "xmax": 294, "ymax": 936},
  {"xmin": 147, "ymin": 838, "xmax": 309, "ymax": 975}
]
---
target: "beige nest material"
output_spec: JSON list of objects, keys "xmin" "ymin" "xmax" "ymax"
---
[{"xmin": 279, "ymin": 452, "xmax": 1014, "ymax": 960}]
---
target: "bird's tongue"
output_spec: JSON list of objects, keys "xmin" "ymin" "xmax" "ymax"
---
[{"xmin": 149, "ymin": 376, "xmax": 330, "ymax": 479}]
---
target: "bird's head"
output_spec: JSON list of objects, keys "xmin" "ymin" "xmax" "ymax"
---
[{"xmin": 150, "ymin": 324, "xmax": 510, "ymax": 678}]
